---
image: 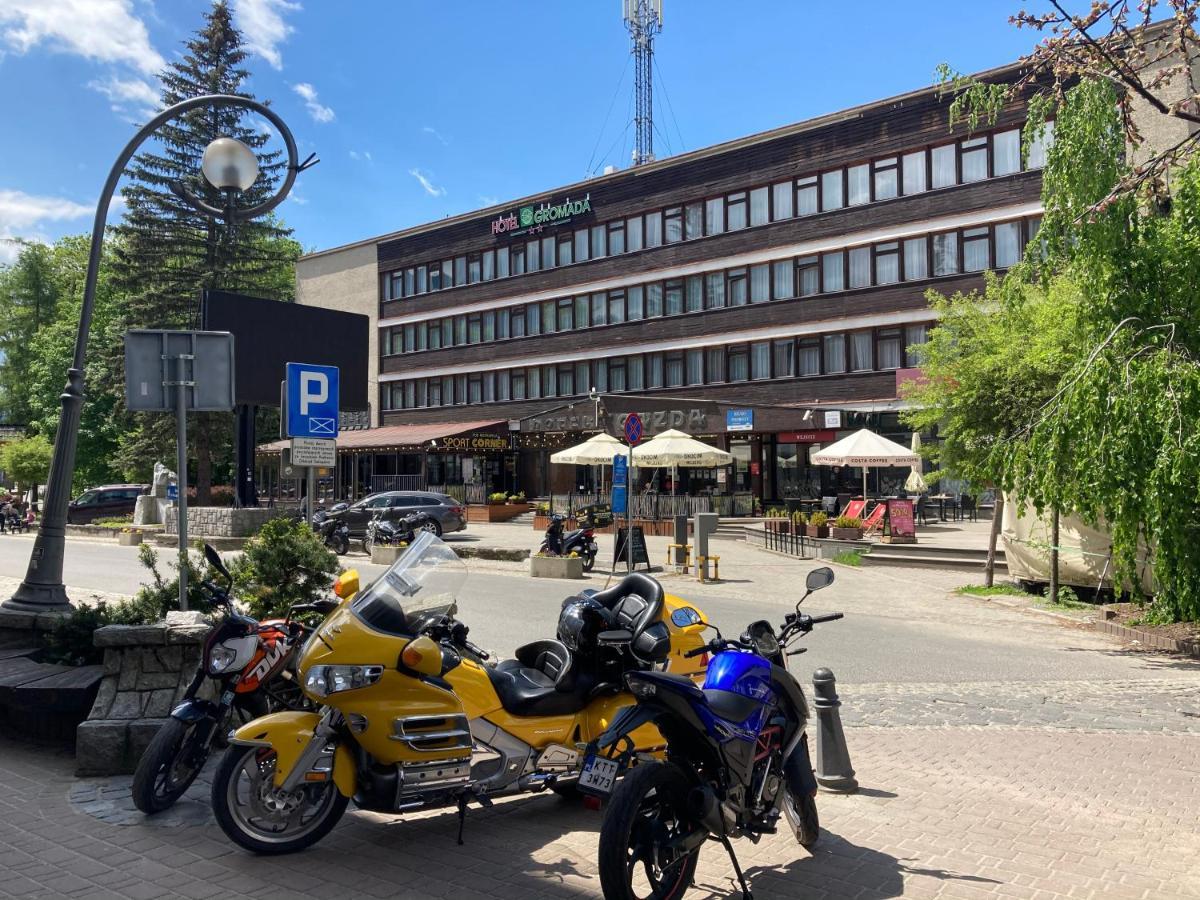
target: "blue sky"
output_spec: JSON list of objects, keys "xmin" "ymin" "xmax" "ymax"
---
[{"xmin": 0, "ymin": 0, "xmax": 1042, "ymax": 262}]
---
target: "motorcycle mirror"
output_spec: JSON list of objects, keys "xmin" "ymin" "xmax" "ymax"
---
[
  {"xmin": 203, "ymin": 543, "xmax": 231, "ymax": 582},
  {"xmin": 806, "ymin": 567, "xmax": 835, "ymax": 592}
]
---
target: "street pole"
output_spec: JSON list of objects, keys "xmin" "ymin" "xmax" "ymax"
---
[
  {"xmin": 4, "ymin": 94, "xmax": 310, "ymax": 614},
  {"xmin": 173, "ymin": 353, "xmax": 192, "ymax": 612}
]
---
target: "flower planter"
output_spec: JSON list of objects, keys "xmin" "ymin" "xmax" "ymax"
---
[
  {"xmin": 116, "ymin": 531, "xmax": 144, "ymax": 546},
  {"xmin": 467, "ymin": 504, "xmax": 527, "ymax": 523},
  {"xmin": 830, "ymin": 527, "xmax": 863, "ymax": 541},
  {"xmin": 530, "ymin": 555, "xmax": 584, "ymax": 579},
  {"xmin": 766, "ymin": 520, "xmax": 790, "ymax": 534},
  {"xmin": 806, "ymin": 525, "xmax": 830, "ymax": 539}
]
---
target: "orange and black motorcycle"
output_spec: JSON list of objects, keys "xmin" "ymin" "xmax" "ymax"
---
[{"xmin": 131, "ymin": 545, "xmax": 324, "ymax": 814}]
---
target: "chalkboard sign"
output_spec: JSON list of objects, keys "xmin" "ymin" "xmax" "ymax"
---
[{"xmin": 614, "ymin": 526, "xmax": 651, "ymax": 570}]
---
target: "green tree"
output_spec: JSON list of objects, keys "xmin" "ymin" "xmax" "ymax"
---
[
  {"xmin": 230, "ymin": 517, "xmax": 338, "ymax": 618},
  {"xmin": 0, "ymin": 241, "xmax": 61, "ymax": 425},
  {"xmin": 0, "ymin": 434, "xmax": 53, "ymax": 503}
]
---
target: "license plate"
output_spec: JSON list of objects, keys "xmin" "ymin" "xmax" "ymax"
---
[
  {"xmin": 579, "ymin": 755, "xmax": 619, "ymax": 795},
  {"xmin": 588, "ymin": 542, "xmax": 599, "ymax": 553}
]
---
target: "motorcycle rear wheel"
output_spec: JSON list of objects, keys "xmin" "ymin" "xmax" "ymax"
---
[
  {"xmin": 582, "ymin": 552, "xmax": 596, "ymax": 573},
  {"xmin": 131, "ymin": 717, "xmax": 207, "ymax": 814},
  {"xmin": 599, "ymin": 762, "xmax": 700, "ymax": 900}
]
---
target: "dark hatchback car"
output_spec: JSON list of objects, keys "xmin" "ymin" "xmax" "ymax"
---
[
  {"xmin": 67, "ymin": 484, "xmax": 149, "ymax": 524},
  {"xmin": 331, "ymin": 491, "xmax": 466, "ymax": 538}
]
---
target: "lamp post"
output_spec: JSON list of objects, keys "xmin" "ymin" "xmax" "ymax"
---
[{"xmin": 5, "ymin": 94, "xmax": 314, "ymax": 614}]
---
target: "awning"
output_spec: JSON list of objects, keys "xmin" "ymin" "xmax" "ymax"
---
[{"xmin": 259, "ymin": 420, "xmax": 506, "ymax": 454}]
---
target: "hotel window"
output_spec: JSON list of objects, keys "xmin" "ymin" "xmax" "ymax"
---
[
  {"xmin": 821, "ymin": 170, "xmax": 844, "ymax": 210},
  {"xmin": 416, "ymin": 380, "xmax": 429, "ymax": 407},
  {"xmin": 526, "ymin": 367, "xmax": 541, "ymax": 399},
  {"xmin": 850, "ymin": 332, "xmax": 872, "ymax": 371},
  {"xmin": 994, "ymin": 129, "xmax": 1020, "ymax": 176},
  {"xmin": 706, "ymin": 347, "xmax": 725, "ymax": 382},
  {"xmin": 749, "ymin": 264, "xmax": 770, "ymax": 302},
  {"xmin": 575, "ymin": 228, "xmax": 589, "ymax": 262},
  {"xmin": 541, "ymin": 300, "xmax": 557, "ymax": 334},
  {"xmin": 849, "ymin": 246, "xmax": 871, "ymax": 288},
  {"xmin": 664, "ymin": 207, "xmax": 683, "ymax": 243},
  {"xmin": 961, "ymin": 137, "xmax": 988, "ymax": 182},
  {"xmin": 700, "ymin": 198, "xmax": 720, "ymax": 236},
  {"xmin": 468, "ymin": 315, "xmax": 482, "ymax": 344},
  {"xmin": 995, "ymin": 221, "xmax": 1021, "ymax": 267},
  {"xmin": 774, "ymin": 339, "xmax": 794, "ymax": 378},
  {"xmin": 933, "ymin": 232, "xmax": 958, "ymax": 276},
  {"xmin": 417, "ymin": 265, "xmax": 428, "ymax": 293},
  {"xmin": 726, "ymin": 191, "xmax": 747, "ymax": 231},
  {"xmin": 665, "ymin": 353, "xmax": 684, "ymax": 388},
  {"xmin": 772, "ymin": 180, "xmax": 793, "ymax": 220},
  {"xmin": 822, "ymin": 251, "xmax": 845, "ymax": 291},
  {"xmin": 875, "ymin": 241, "xmax": 900, "ymax": 285},
  {"xmin": 874, "ymin": 157, "xmax": 899, "ymax": 200},
  {"xmin": 405, "ymin": 382, "xmax": 417, "ymax": 408},
  {"xmin": 824, "ymin": 334, "xmax": 846, "ymax": 373},
  {"xmin": 876, "ymin": 328, "xmax": 903, "ymax": 370},
  {"xmin": 511, "ymin": 370, "xmax": 526, "ymax": 400},
  {"xmin": 627, "ymin": 215, "xmax": 644, "ymax": 251},
  {"xmin": 905, "ymin": 324, "xmax": 929, "ymax": 365},
  {"xmin": 558, "ymin": 365, "xmax": 574, "ymax": 396},
  {"xmin": 541, "ymin": 236, "xmax": 555, "ymax": 269},
  {"xmin": 526, "ymin": 303, "xmax": 541, "ymax": 335},
  {"xmin": 557, "ymin": 299, "xmax": 573, "ymax": 332},
  {"xmin": 627, "ymin": 354, "xmax": 645, "ymax": 390},
  {"xmin": 904, "ymin": 236, "xmax": 928, "ymax": 280},
  {"xmin": 728, "ymin": 345, "xmax": 749, "ymax": 381},
  {"xmin": 497, "ymin": 308, "xmax": 510, "ymax": 339},
  {"xmin": 591, "ymin": 292, "xmax": 608, "ymax": 326},
  {"xmin": 932, "ymin": 143, "xmax": 956, "ymax": 188},
  {"xmin": 455, "ymin": 375, "xmax": 467, "ymax": 404},
  {"xmin": 427, "ymin": 380, "xmax": 440, "ymax": 407},
  {"xmin": 686, "ymin": 202, "xmax": 705, "ymax": 239},
  {"xmin": 608, "ymin": 220, "xmax": 625, "ymax": 255},
  {"xmin": 511, "ymin": 307, "xmax": 526, "ymax": 338},
  {"xmin": 797, "ymin": 255, "xmax": 819, "ymax": 296},
  {"xmin": 483, "ymin": 372, "xmax": 495, "ymax": 402},
  {"xmin": 497, "ymin": 371, "xmax": 510, "ymax": 401},
  {"xmin": 454, "ymin": 256, "xmax": 467, "ymax": 286},
  {"xmin": 687, "ymin": 349, "xmax": 704, "ymax": 385},
  {"xmin": 796, "ymin": 175, "xmax": 818, "ymax": 215},
  {"xmin": 798, "ymin": 338, "xmax": 821, "ymax": 375},
  {"xmin": 686, "ymin": 275, "xmax": 703, "ymax": 312},
  {"xmin": 557, "ymin": 232, "xmax": 573, "ymax": 265},
  {"xmin": 728, "ymin": 268, "xmax": 748, "ymax": 306},
  {"xmin": 442, "ymin": 319, "xmax": 453, "ymax": 346},
  {"xmin": 609, "ymin": 358, "xmax": 626, "ymax": 391},
  {"xmin": 510, "ymin": 245, "xmax": 526, "ymax": 275},
  {"xmin": 646, "ymin": 282, "xmax": 664, "ymax": 316},
  {"xmin": 706, "ymin": 272, "xmax": 726, "ymax": 309},
  {"xmin": 644, "ymin": 352, "xmax": 661, "ymax": 389},
  {"xmin": 590, "ymin": 225, "xmax": 606, "ymax": 259},
  {"xmin": 902, "ymin": 149, "xmax": 927, "ymax": 194},
  {"xmin": 542, "ymin": 367, "xmax": 557, "ymax": 398},
  {"xmin": 404, "ymin": 268, "xmax": 415, "ymax": 296},
  {"xmin": 469, "ymin": 374, "xmax": 483, "ymax": 404},
  {"xmin": 482, "ymin": 311, "xmax": 495, "ymax": 341},
  {"xmin": 428, "ymin": 264, "xmax": 442, "ymax": 292},
  {"xmin": 574, "ymin": 295, "xmax": 590, "ymax": 328},
  {"xmin": 772, "ymin": 260, "xmax": 793, "ymax": 299},
  {"xmin": 496, "ymin": 246, "xmax": 510, "ymax": 278},
  {"xmin": 609, "ymin": 290, "xmax": 626, "ymax": 324},
  {"xmin": 751, "ymin": 342, "xmax": 771, "ymax": 380},
  {"xmin": 429, "ymin": 322, "xmax": 443, "ymax": 350},
  {"xmin": 847, "ymin": 164, "xmax": 870, "ymax": 206},
  {"xmin": 481, "ymin": 250, "xmax": 495, "ymax": 281},
  {"xmin": 576, "ymin": 362, "xmax": 589, "ymax": 393},
  {"xmin": 417, "ymin": 322, "xmax": 429, "ymax": 351},
  {"xmin": 442, "ymin": 260, "xmax": 454, "ymax": 287},
  {"xmin": 963, "ymin": 227, "xmax": 990, "ymax": 271},
  {"xmin": 454, "ymin": 316, "xmax": 467, "ymax": 345},
  {"xmin": 646, "ymin": 210, "xmax": 664, "ymax": 247},
  {"xmin": 626, "ymin": 286, "xmax": 644, "ymax": 320},
  {"xmin": 1027, "ymin": 120, "xmax": 1054, "ymax": 168},
  {"xmin": 594, "ymin": 359, "xmax": 608, "ymax": 391},
  {"xmin": 749, "ymin": 186, "xmax": 769, "ymax": 226},
  {"xmin": 467, "ymin": 255, "xmax": 481, "ymax": 284},
  {"xmin": 665, "ymin": 279, "xmax": 683, "ymax": 316}
]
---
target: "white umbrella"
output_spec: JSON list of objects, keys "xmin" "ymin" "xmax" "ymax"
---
[
  {"xmin": 811, "ymin": 428, "xmax": 920, "ymax": 501},
  {"xmin": 905, "ymin": 432, "xmax": 928, "ymax": 494},
  {"xmin": 551, "ymin": 432, "xmax": 631, "ymax": 495},
  {"xmin": 632, "ymin": 429, "xmax": 733, "ymax": 496}
]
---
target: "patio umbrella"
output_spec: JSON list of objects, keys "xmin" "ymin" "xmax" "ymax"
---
[
  {"xmin": 632, "ymin": 428, "xmax": 733, "ymax": 495},
  {"xmin": 905, "ymin": 432, "xmax": 928, "ymax": 494},
  {"xmin": 810, "ymin": 428, "xmax": 920, "ymax": 501},
  {"xmin": 550, "ymin": 432, "xmax": 631, "ymax": 494}
]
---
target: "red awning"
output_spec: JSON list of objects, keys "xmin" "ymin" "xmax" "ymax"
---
[{"xmin": 258, "ymin": 419, "xmax": 505, "ymax": 453}]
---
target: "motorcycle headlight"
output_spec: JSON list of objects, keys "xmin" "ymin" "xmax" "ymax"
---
[
  {"xmin": 304, "ymin": 664, "xmax": 384, "ymax": 698},
  {"xmin": 207, "ymin": 644, "xmax": 239, "ymax": 674}
]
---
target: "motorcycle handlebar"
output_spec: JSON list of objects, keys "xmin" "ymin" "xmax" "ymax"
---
[
  {"xmin": 808, "ymin": 612, "xmax": 844, "ymax": 624},
  {"xmin": 683, "ymin": 645, "xmax": 708, "ymax": 659},
  {"xmin": 463, "ymin": 640, "xmax": 489, "ymax": 661}
]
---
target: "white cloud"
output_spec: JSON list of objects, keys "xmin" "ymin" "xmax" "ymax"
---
[
  {"xmin": 87, "ymin": 75, "xmax": 158, "ymax": 118},
  {"xmin": 233, "ymin": 0, "xmax": 299, "ymax": 70},
  {"xmin": 477, "ymin": 195, "xmax": 500, "ymax": 207},
  {"xmin": 0, "ymin": 0, "xmax": 164, "ymax": 75},
  {"xmin": 292, "ymin": 82, "xmax": 334, "ymax": 123},
  {"xmin": 288, "ymin": 192, "xmax": 307, "ymax": 205},
  {"xmin": 0, "ymin": 189, "xmax": 93, "ymax": 264},
  {"xmin": 422, "ymin": 126, "xmax": 449, "ymax": 146},
  {"xmin": 409, "ymin": 169, "xmax": 445, "ymax": 198},
  {"xmin": 349, "ymin": 150, "xmax": 373, "ymax": 162}
]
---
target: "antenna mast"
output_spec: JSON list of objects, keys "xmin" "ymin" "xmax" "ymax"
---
[{"xmin": 624, "ymin": 0, "xmax": 663, "ymax": 167}]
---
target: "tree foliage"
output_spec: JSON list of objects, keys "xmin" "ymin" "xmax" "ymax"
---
[
  {"xmin": 230, "ymin": 517, "xmax": 339, "ymax": 619},
  {"xmin": 0, "ymin": 434, "xmax": 53, "ymax": 491},
  {"xmin": 0, "ymin": 241, "xmax": 60, "ymax": 425}
]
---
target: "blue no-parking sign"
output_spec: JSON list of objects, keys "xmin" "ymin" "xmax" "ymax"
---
[
  {"xmin": 286, "ymin": 362, "xmax": 340, "ymax": 439},
  {"xmin": 612, "ymin": 453, "xmax": 628, "ymax": 515}
]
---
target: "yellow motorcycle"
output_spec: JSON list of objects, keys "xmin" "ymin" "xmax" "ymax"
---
[{"xmin": 210, "ymin": 531, "xmax": 710, "ymax": 854}]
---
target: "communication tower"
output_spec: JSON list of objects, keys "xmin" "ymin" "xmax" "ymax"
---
[{"xmin": 624, "ymin": 0, "xmax": 663, "ymax": 167}]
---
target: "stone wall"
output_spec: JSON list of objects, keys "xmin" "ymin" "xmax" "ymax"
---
[
  {"xmin": 75, "ymin": 615, "xmax": 212, "ymax": 776},
  {"xmin": 164, "ymin": 506, "xmax": 287, "ymax": 537}
]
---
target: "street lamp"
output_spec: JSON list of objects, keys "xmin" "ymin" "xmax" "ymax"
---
[{"xmin": 4, "ymin": 94, "xmax": 315, "ymax": 614}]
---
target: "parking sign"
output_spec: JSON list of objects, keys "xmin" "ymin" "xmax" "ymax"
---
[{"xmin": 286, "ymin": 362, "xmax": 340, "ymax": 439}]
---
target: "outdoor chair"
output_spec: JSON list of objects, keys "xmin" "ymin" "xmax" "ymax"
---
[
  {"xmin": 960, "ymin": 494, "xmax": 978, "ymax": 522},
  {"xmin": 915, "ymin": 495, "xmax": 929, "ymax": 526},
  {"xmin": 862, "ymin": 503, "xmax": 887, "ymax": 535},
  {"xmin": 842, "ymin": 499, "xmax": 866, "ymax": 520},
  {"xmin": 943, "ymin": 496, "xmax": 960, "ymax": 521},
  {"xmin": 835, "ymin": 492, "xmax": 852, "ymax": 514}
]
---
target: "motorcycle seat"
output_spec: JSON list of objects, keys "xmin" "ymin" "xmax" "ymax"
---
[{"xmin": 487, "ymin": 639, "xmax": 592, "ymax": 717}]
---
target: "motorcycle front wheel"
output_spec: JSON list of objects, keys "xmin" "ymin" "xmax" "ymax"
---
[
  {"xmin": 598, "ymin": 762, "xmax": 700, "ymax": 900},
  {"xmin": 131, "ymin": 717, "xmax": 209, "ymax": 814},
  {"xmin": 582, "ymin": 551, "xmax": 596, "ymax": 573},
  {"xmin": 212, "ymin": 745, "xmax": 348, "ymax": 855},
  {"xmin": 783, "ymin": 785, "xmax": 820, "ymax": 849},
  {"xmin": 362, "ymin": 534, "xmax": 373, "ymax": 555}
]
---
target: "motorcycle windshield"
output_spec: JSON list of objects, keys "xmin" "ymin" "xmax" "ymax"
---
[{"xmin": 351, "ymin": 531, "xmax": 466, "ymax": 636}]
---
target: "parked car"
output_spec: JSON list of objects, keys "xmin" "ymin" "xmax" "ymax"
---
[
  {"xmin": 67, "ymin": 484, "xmax": 149, "ymax": 524},
  {"xmin": 330, "ymin": 491, "xmax": 466, "ymax": 538}
]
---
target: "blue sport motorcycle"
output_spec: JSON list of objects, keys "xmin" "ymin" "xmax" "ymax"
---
[{"xmin": 584, "ymin": 566, "xmax": 842, "ymax": 900}]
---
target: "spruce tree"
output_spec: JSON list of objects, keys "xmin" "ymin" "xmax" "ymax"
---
[
  {"xmin": 0, "ymin": 241, "xmax": 60, "ymax": 426},
  {"xmin": 108, "ymin": 0, "xmax": 300, "ymax": 502}
]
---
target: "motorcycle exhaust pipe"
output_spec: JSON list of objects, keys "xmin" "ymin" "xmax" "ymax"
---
[{"xmin": 688, "ymin": 786, "xmax": 733, "ymax": 836}]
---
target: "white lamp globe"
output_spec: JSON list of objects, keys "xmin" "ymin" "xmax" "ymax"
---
[{"xmin": 201, "ymin": 137, "xmax": 259, "ymax": 192}]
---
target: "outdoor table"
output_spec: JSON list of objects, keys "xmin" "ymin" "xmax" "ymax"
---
[{"xmin": 928, "ymin": 494, "xmax": 954, "ymax": 521}]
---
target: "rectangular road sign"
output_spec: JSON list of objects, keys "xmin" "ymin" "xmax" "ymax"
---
[
  {"xmin": 125, "ymin": 330, "xmax": 235, "ymax": 412},
  {"xmin": 291, "ymin": 437, "xmax": 337, "ymax": 468},
  {"xmin": 286, "ymin": 362, "xmax": 340, "ymax": 439}
]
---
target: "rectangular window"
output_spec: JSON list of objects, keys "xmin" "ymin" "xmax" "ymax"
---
[
  {"xmin": 443, "ymin": 259, "xmax": 455, "ymax": 288},
  {"xmin": 751, "ymin": 342, "xmax": 771, "ymax": 379},
  {"xmin": 575, "ymin": 295, "xmax": 590, "ymax": 328},
  {"xmin": 994, "ymin": 129, "xmax": 1020, "ymax": 176},
  {"xmin": 875, "ymin": 241, "xmax": 900, "ymax": 285},
  {"xmin": 773, "ymin": 339, "xmax": 794, "ymax": 378},
  {"xmin": 961, "ymin": 137, "xmax": 988, "ymax": 182},
  {"xmin": 750, "ymin": 264, "xmax": 770, "ymax": 302},
  {"xmin": 483, "ymin": 311, "xmax": 495, "ymax": 342},
  {"xmin": 575, "ymin": 228, "xmax": 589, "ymax": 262},
  {"xmin": 933, "ymin": 232, "xmax": 958, "ymax": 276},
  {"xmin": 417, "ymin": 265, "xmax": 428, "ymax": 293},
  {"xmin": 442, "ymin": 319, "xmax": 453, "ymax": 347},
  {"xmin": 995, "ymin": 221, "xmax": 1021, "ymax": 268},
  {"xmin": 608, "ymin": 290, "xmax": 625, "ymax": 324},
  {"xmin": 428, "ymin": 321, "xmax": 443, "ymax": 350},
  {"xmin": 905, "ymin": 324, "xmax": 929, "ymax": 365},
  {"xmin": 591, "ymin": 292, "xmax": 607, "ymax": 326},
  {"xmin": 772, "ymin": 260, "xmax": 793, "ymax": 299},
  {"xmin": 749, "ymin": 186, "xmax": 769, "ymax": 226},
  {"xmin": 512, "ymin": 370, "xmax": 527, "ymax": 401},
  {"xmin": 963, "ymin": 226, "xmax": 990, "ymax": 271},
  {"xmin": 796, "ymin": 175, "xmax": 818, "ymax": 215},
  {"xmin": 821, "ymin": 170, "xmax": 844, "ymax": 210},
  {"xmin": 902, "ymin": 150, "xmax": 927, "ymax": 194},
  {"xmin": 591, "ymin": 224, "xmax": 606, "ymax": 258},
  {"xmin": 847, "ymin": 164, "xmax": 870, "ymax": 206},
  {"xmin": 608, "ymin": 220, "xmax": 625, "ymax": 255},
  {"xmin": 541, "ymin": 236, "xmax": 556, "ymax": 269},
  {"xmin": 510, "ymin": 245, "xmax": 526, "ymax": 275},
  {"xmin": 932, "ymin": 144, "xmax": 956, "ymax": 188},
  {"xmin": 822, "ymin": 251, "xmax": 845, "ymax": 291},
  {"xmin": 627, "ymin": 216, "xmax": 643, "ymax": 251},
  {"xmin": 904, "ymin": 237, "xmax": 928, "ymax": 280},
  {"xmin": 428, "ymin": 264, "xmax": 442, "ymax": 292},
  {"xmin": 526, "ymin": 367, "xmax": 541, "ymax": 400},
  {"xmin": 706, "ymin": 348, "xmax": 725, "ymax": 383},
  {"xmin": 849, "ymin": 246, "xmax": 871, "ymax": 288},
  {"xmin": 557, "ymin": 299, "xmax": 573, "ymax": 332},
  {"xmin": 726, "ymin": 191, "xmax": 747, "ymax": 230},
  {"xmin": 646, "ymin": 282, "xmax": 663, "ymax": 317},
  {"xmin": 665, "ymin": 280, "xmax": 683, "ymax": 316},
  {"xmin": 664, "ymin": 207, "xmax": 683, "ymax": 244},
  {"xmin": 706, "ymin": 272, "xmax": 725, "ymax": 309},
  {"xmin": 824, "ymin": 334, "xmax": 846, "ymax": 373},
  {"xmin": 646, "ymin": 210, "xmax": 663, "ymax": 247},
  {"xmin": 609, "ymin": 359, "xmax": 626, "ymax": 392},
  {"xmin": 510, "ymin": 308, "xmax": 525, "ymax": 338},
  {"xmin": 543, "ymin": 366, "xmax": 559, "ymax": 397},
  {"xmin": 850, "ymin": 332, "xmax": 872, "ymax": 371},
  {"xmin": 686, "ymin": 202, "xmax": 704, "ymax": 239},
  {"xmin": 496, "ymin": 308, "xmax": 510, "ymax": 340},
  {"xmin": 454, "ymin": 256, "xmax": 467, "ymax": 286},
  {"xmin": 664, "ymin": 353, "xmax": 684, "ymax": 388},
  {"xmin": 1027, "ymin": 120, "xmax": 1055, "ymax": 169},
  {"xmin": 454, "ymin": 315, "xmax": 467, "ymax": 345},
  {"xmin": 541, "ymin": 300, "xmax": 557, "ymax": 334},
  {"xmin": 797, "ymin": 256, "xmax": 819, "ymax": 296},
  {"xmin": 404, "ymin": 268, "xmax": 415, "ymax": 296},
  {"xmin": 728, "ymin": 268, "xmax": 747, "ymax": 306},
  {"xmin": 496, "ymin": 246, "xmax": 510, "ymax": 278},
  {"xmin": 687, "ymin": 349, "xmax": 704, "ymax": 385},
  {"xmin": 482, "ymin": 250, "xmax": 495, "ymax": 281},
  {"xmin": 497, "ymin": 370, "xmax": 510, "ymax": 401},
  {"xmin": 526, "ymin": 303, "xmax": 541, "ymax": 335},
  {"xmin": 876, "ymin": 328, "xmax": 902, "ymax": 369},
  {"xmin": 468, "ymin": 315, "xmax": 482, "ymax": 344},
  {"xmin": 468, "ymin": 255, "xmax": 481, "ymax": 284},
  {"xmin": 798, "ymin": 338, "xmax": 820, "ymax": 375},
  {"xmin": 728, "ymin": 346, "xmax": 749, "ymax": 381},
  {"xmin": 575, "ymin": 362, "xmax": 588, "ymax": 394},
  {"xmin": 594, "ymin": 359, "xmax": 608, "ymax": 392},
  {"xmin": 627, "ymin": 354, "xmax": 644, "ymax": 390},
  {"xmin": 455, "ymin": 375, "xmax": 467, "ymax": 404},
  {"xmin": 627, "ymin": 285, "xmax": 644, "ymax": 320},
  {"xmin": 557, "ymin": 233, "xmax": 573, "ymax": 266},
  {"xmin": 873, "ymin": 157, "xmax": 898, "ymax": 201},
  {"xmin": 686, "ymin": 275, "xmax": 703, "ymax": 313},
  {"xmin": 772, "ymin": 180, "xmax": 793, "ymax": 220},
  {"xmin": 483, "ymin": 372, "xmax": 495, "ymax": 402},
  {"xmin": 469, "ymin": 374, "xmax": 483, "ymax": 404}
]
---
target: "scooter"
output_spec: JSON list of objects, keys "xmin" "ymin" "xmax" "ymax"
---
[
  {"xmin": 315, "ymin": 516, "xmax": 350, "ymax": 555},
  {"xmin": 540, "ymin": 512, "xmax": 599, "ymax": 572},
  {"xmin": 210, "ymin": 531, "xmax": 712, "ymax": 854}
]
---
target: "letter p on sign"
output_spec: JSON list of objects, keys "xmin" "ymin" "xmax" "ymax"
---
[
  {"xmin": 299, "ymin": 371, "xmax": 328, "ymax": 414},
  {"xmin": 286, "ymin": 362, "xmax": 340, "ymax": 439}
]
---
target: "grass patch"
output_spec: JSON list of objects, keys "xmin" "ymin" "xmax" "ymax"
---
[
  {"xmin": 1038, "ymin": 586, "xmax": 1094, "ymax": 611},
  {"xmin": 832, "ymin": 550, "xmax": 863, "ymax": 566},
  {"xmin": 956, "ymin": 583, "xmax": 1029, "ymax": 597},
  {"xmin": 92, "ymin": 516, "xmax": 134, "ymax": 527}
]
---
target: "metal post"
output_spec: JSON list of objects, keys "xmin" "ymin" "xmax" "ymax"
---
[
  {"xmin": 174, "ymin": 353, "xmax": 191, "ymax": 613},
  {"xmin": 306, "ymin": 465, "xmax": 316, "ymax": 528},
  {"xmin": 812, "ymin": 668, "xmax": 858, "ymax": 793}
]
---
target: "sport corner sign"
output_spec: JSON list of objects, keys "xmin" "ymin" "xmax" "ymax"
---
[{"xmin": 491, "ymin": 193, "xmax": 593, "ymax": 236}]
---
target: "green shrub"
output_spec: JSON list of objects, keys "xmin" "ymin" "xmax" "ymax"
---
[
  {"xmin": 808, "ymin": 511, "xmax": 829, "ymax": 527},
  {"xmin": 834, "ymin": 515, "xmax": 863, "ymax": 529},
  {"xmin": 509, "ymin": 491, "xmax": 526, "ymax": 502},
  {"xmin": 230, "ymin": 516, "xmax": 339, "ymax": 619},
  {"xmin": 833, "ymin": 550, "xmax": 863, "ymax": 566},
  {"xmin": 791, "ymin": 511, "xmax": 807, "ymax": 525},
  {"xmin": 488, "ymin": 492, "xmax": 508, "ymax": 504},
  {"xmin": 93, "ymin": 516, "xmax": 134, "ymax": 527}
]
